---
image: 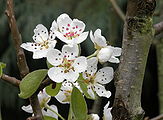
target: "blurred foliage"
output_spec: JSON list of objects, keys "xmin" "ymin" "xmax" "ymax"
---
[{"xmin": 0, "ymin": 0, "xmax": 162, "ymax": 119}]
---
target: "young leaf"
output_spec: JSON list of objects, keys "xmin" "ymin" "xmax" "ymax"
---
[
  {"xmin": 44, "ymin": 116, "xmax": 57, "ymax": 120},
  {"xmin": 46, "ymin": 60, "xmax": 53, "ymax": 69},
  {"xmin": 19, "ymin": 69, "xmax": 48, "ymax": 99},
  {"xmin": 46, "ymin": 83, "xmax": 62, "ymax": 96},
  {"xmin": 0, "ymin": 62, "xmax": 6, "ymax": 77},
  {"xmin": 71, "ymin": 87, "xmax": 88, "ymax": 120}
]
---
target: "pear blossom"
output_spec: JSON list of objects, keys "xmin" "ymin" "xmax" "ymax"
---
[
  {"xmin": 83, "ymin": 57, "xmax": 113, "ymax": 99},
  {"xmin": 54, "ymin": 13, "xmax": 89, "ymax": 45},
  {"xmin": 88, "ymin": 114, "xmax": 100, "ymax": 120},
  {"xmin": 90, "ymin": 29, "xmax": 122, "ymax": 63},
  {"xmin": 103, "ymin": 101, "xmax": 112, "ymax": 120},
  {"xmin": 22, "ymin": 89, "xmax": 58, "ymax": 119},
  {"xmin": 21, "ymin": 21, "xmax": 57, "ymax": 59},
  {"xmin": 47, "ymin": 44, "xmax": 87, "ymax": 83},
  {"xmin": 55, "ymin": 81, "xmax": 81, "ymax": 104}
]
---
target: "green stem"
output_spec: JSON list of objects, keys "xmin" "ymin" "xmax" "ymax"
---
[
  {"xmin": 87, "ymin": 50, "xmax": 99, "ymax": 59},
  {"xmin": 45, "ymin": 104, "xmax": 65, "ymax": 120}
]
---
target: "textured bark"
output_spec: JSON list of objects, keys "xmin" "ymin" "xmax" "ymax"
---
[{"xmin": 112, "ymin": 0, "xmax": 156, "ymax": 120}]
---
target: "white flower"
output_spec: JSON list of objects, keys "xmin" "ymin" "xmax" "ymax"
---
[
  {"xmin": 22, "ymin": 89, "xmax": 58, "ymax": 119},
  {"xmin": 55, "ymin": 81, "xmax": 81, "ymax": 104},
  {"xmin": 103, "ymin": 101, "xmax": 112, "ymax": 120},
  {"xmin": 47, "ymin": 44, "xmax": 87, "ymax": 83},
  {"xmin": 83, "ymin": 57, "xmax": 113, "ymax": 99},
  {"xmin": 88, "ymin": 114, "xmax": 100, "ymax": 120},
  {"xmin": 21, "ymin": 21, "xmax": 57, "ymax": 59},
  {"xmin": 54, "ymin": 13, "xmax": 88, "ymax": 45},
  {"xmin": 90, "ymin": 29, "xmax": 122, "ymax": 63}
]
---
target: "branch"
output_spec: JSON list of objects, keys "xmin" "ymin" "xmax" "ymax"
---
[
  {"xmin": 5, "ymin": 0, "xmax": 29, "ymax": 78},
  {"xmin": 26, "ymin": 116, "xmax": 39, "ymax": 120},
  {"xmin": 1, "ymin": 74, "xmax": 20, "ymax": 87},
  {"xmin": 38, "ymin": 77, "xmax": 53, "ymax": 91},
  {"xmin": 108, "ymin": 0, "xmax": 125, "ymax": 22},
  {"xmin": 150, "ymin": 114, "xmax": 163, "ymax": 120},
  {"xmin": 154, "ymin": 21, "xmax": 163, "ymax": 36}
]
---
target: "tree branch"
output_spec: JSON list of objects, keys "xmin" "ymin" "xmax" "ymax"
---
[
  {"xmin": 150, "ymin": 114, "xmax": 163, "ymax": 120},
  {"xmin": 5, "ymin": 0, "xmax": 43, "ymax": 119},
  {"xmin": 5, "ymin": 0, "xmax": 29, "ymax": 78},
  {"xmin": 1, "ymin": 74, "xmax": 20, "ymax": 87},
  {"xmin": 108, "ymin": 0, "xmax": 125, "ymax": 22},
  {"xmin": 154, "ymin": 21, "xmax": 163, "ymax": 36}
]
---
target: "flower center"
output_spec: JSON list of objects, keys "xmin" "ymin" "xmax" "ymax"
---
[
  {"xmin": 63, "ymin": 32, "xmax": 79, "ymax": 40},
  {"xmin": 84, "ymin": 73, "xmax": 96, "ymax": 84}
]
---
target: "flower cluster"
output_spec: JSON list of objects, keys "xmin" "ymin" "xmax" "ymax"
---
[{"xmin": 21, "ymin": 13, "xmax": 121, "ymax": 120}]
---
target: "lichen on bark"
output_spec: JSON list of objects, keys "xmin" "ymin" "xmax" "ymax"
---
[{"xmin": 112, "ymin": 0, "xmax": 156, "ymax": 120}]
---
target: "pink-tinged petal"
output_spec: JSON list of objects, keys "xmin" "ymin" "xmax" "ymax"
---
[
  {"xmin": 57, "ymin": 13, "xmax": 72, "ymax": 34},
  {"xmin": 108, "ymin": 56, "xmax": 120, "ymax": 63},
  {"xmin": 86, "ymin": 57, "xmax": 98, "ymax": 75},
  {"xmin": 73, "ymin": 56, "xmax": 87, "ymax": 73},
  {"xmin": 48, "ymin": 67, "xmax": 65, "ymax": 83},
  {"xmin": 21, "ymin": 43, "xmax": 41, "ymax": 52},
  {"xmin": 94, "ymin": 83, "xmax": 111, "ymax": 98},
  {"xmin": 87, "ymin": 85, "xmax": 95, "ymax": 99},
  {"xmin": 22, "ymin": 105, "xmax": 33, "ymax": 113},
  {"xmin": 95, "ymin": 67, "xmax": 114, "ymax": 84},
  {"xmin": 64, "ymin": 69, "xmax": 79, "ymax": 82},
  {"xmin": 62, "ymin": 44, "xmax": 79, "ymax": 60},
  {"xmin": 47, "ymin": 49, "xmax": 63, "ymax": 66},
  {"xmin": 112, "ymin": 47, "xmax": 122, "ymax": 56},
  {"xmin": 71, "ymin": 19, "xmax": 85, "ymax": 34},
  {"xmin": 97, "ymin": 47, "xmax": 113, "ymax": 63},
  {"xmin": 33, "ymin": 24, "xmax": 48, "ymax": 43},
  {"xmin": 54, "ymin": 31, "xmax": 71, "ymax": 44},
  {"xmin": 74, "ymin": 31, "xmax": 89, "ymax": 44}
]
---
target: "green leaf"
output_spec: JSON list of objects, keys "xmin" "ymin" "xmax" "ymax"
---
[
  {"xmin": 19, "ymin": 69, "xmax": 48, "ymax": 99},
  {"xmin": 0, "ymin": 62, "xmax": 6, "ymax": 77},
  {"xmin": 71, "ymin": 87, "xmax": 88, "ymax": 120},
  {"xmin": 46, "ymin": 60, "xmax": 53, "ymax": 69},
  {"xmin": 46, "ymin": 83, "xmax": 62, "ymax": 96},
  {"xmin": 77, "ymin": 74, "xmax": 95, "ymax": 100},
  {"xmin": 44, "ymin": 116, "xmax": 57, "ymax": 120}
]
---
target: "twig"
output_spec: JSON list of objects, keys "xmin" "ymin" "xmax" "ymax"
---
[
  {"xmin": 154, "ymin": 21, "xmax": 163, "ymax": 36},
  {"xmin": 38, "ymin": 77, "xmax": 54, "ymax": 91},
  {"xmin": 5, "ymin": 0, "xmax": 29, "ymax": 78},
  {"xmin": 5, "ymin": 0, "xmax": 43, "ymax": 119},
  {"xmin": 150, "ymin": 114, "xmax": 163, "ymax": 120},
  {"xmin": 1, "ymin": 74, "xmax": 20, "ymax": 87},
  {"xmin": 108, "ymin": 0, "xmax": 125, "ymax": 22},
  {"xmin": 26, "ymin": 116, "xmax": 39, "ymax": 120}
]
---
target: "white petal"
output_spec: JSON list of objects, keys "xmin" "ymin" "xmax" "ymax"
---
[
  {"xmin": 45, "ymin": 105, "xmax": 58, "ymax": 119},
  {"xmin": 50, "ymin": 20, "xmax": 58, "ymax": 31},
  {"xmin": 86, "ymin": 57, "xmax": 98, "ymax": 75},
  {"xmin": 54, "ymin": 30, "xmax": 70, "ymax": 44},
  {"xmin": 62, "ymin": 44, "xmax": 79, "ymax": 60},
  {"xmin": 64, "ymin": 69, "xmax": 79, "ymax": 82},
  {"xmin": 94, "ymin": 84, "xmax": 111, "ymax": 98},
  {"xmin": 48, "ymin": 67, "xmax": 65, "ymax": 83},
  {"xmin": 87, "ymin": 85, "xmax": 95, "ymax": 99},
  {"xmin": 48, "ymin": 40, "xmax": 57, "ymax": 48},
  {"xmin": 112, "ymin": 47, "xmax": 122, "ymax": 56},
  {"xmin": 47, "ymin": 49, "xmax": 63, "ymax": 66},
  {"xmin": 71, "ymin": 19, "xmax": 85, "ymax": 34},
  {"xmin": 55, "ymin": 90, "xmax": 69, "ymax": 104},
  {"xmin": 108, "ymin": 56, "xmax": 120, "ymax": 63},
  {"xmin": 49, "ymin": 31, "xmax": 56, "ymax": 40},
  {"xmin": 22, "ymin": 105, "xmax": 33, "ymax": 113},
  {"xmin": 90, "ymin": 30, "xmax": 95, "ymax": 44},
  {"xmin": 73, "ymin": 56, "xmax": 87, "ymax": 73},
  {"xmin": 89, "ymin": 114, "xmax": 100, "ymax": 120},
  {"xmin": 97, "ymin": 47, "xmax": 113, "ymax": 63},
  {"xmin": 33, "ymin": 24, "xmax": 48, "ymax": 43},
  {"xmin": 74, "ymin": 32, "xmax": 89, "ymax": 44},
  {"xmin": 57, "ymin": 13, "xmax": 72, "ymax": 34},
  {"xmin": 93, "ymin": 29, "xmax": 107, "ymax": 47},
  {"xmin": 38, "ymin": 89, "xmax": 51, "ymax": 104},
  {"xmin": 104, "ymin": 101, "xmax": 112, "ymax": 120},
  {"xmin": 21, "ymin": 43, "xmax": 41, "ymax": 52},
  {"xmin": 95, "ymin": 67, "xmax": 114, "ymax": 84},
  {"xmin": 33, "ymin": 50, "xmax": 47, "ymax": 59}
]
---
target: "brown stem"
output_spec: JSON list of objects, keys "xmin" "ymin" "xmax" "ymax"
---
[
  {"xmin": 150, "ymin": 114, "xmax": 163, "ymax": 120},
  {"xmin": 5, "ymin": 0, "xmax": 29, "ymax": 78},
  {"xmin": 5, "ymin": 0, "xmax": 43, "ymax": 119},
  {"xmin": 108, "ymin": 0, "xmax": 125, "ymax": 22},
  {"xmin": 112, "ymin": 0, "xmax": 156, "ymax": 120},
  {"xmin": 26, "ymin": 116, "xmax": 39, "ymax": 120},
  {"xmin": 154, "ymin": 21, "xmax": 163, "ymax": 36},
  {"xmin": 1, "ymin": 74, "xmax": 20, "ymax": 87}
]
